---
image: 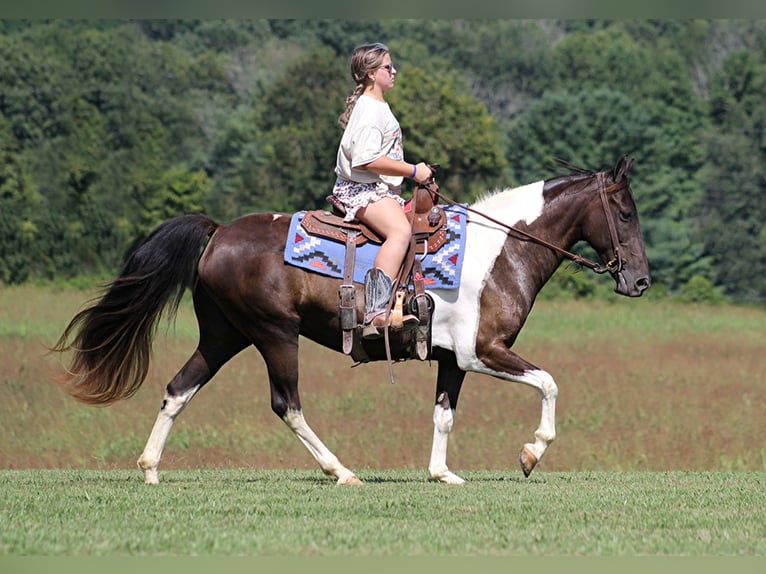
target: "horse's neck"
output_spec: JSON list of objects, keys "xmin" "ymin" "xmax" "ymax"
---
[
  {"xmin": 473, "ymin": 178, "xmax": 588, "ymax": 246},
  {"xmin": 472, "ymin": 178, "xmax": 592, "ymax": 291}
]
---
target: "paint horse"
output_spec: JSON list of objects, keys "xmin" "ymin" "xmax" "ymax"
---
[{"xmin": 54, "ymin": 155, "xmax": 650, "ymax": 485}]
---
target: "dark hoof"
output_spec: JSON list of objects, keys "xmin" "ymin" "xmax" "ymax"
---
[{"xmin": 518, "ymin": 446, "xmax": 538, "ymax": 478}]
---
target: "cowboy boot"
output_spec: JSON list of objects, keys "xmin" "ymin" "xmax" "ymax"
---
[{"xmin": 362, "ymin": 268, "xmax": 418, "ymax": 340}]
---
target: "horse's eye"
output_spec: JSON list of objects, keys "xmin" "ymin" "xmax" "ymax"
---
[{"xmin": 619, "ymin": 210, "xmax": 633, "ymax": 222}]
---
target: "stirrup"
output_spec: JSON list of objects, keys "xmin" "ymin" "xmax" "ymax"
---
[
  {"xmin": 362, "ymin": 311, "xmax": 387, "ymax": 340},
  {"xmin": 362, "ymin": 312, "xmax": 419, "ymax": 340},
  {"xmin": 395, "ymin": 314, "xmax": 420, "ymax": 331}
]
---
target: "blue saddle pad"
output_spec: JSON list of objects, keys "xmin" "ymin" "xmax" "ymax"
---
[{"xmin": 283, "ymin": 205, "xmax": 466, "ymax": 289}]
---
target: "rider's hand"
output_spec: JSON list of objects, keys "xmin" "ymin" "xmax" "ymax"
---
[{"xmin": 412, "ymin": 162, "xmax": 432, "ymax": 184}]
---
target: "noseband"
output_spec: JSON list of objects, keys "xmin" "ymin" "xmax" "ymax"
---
[{"xmin": 429, "ymin": 172, "xmax": 628, "ymax": 275}]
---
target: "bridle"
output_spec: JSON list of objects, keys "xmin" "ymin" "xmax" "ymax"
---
[
  {"xmin": 593, "ymin": 172, "xmax": 625, "ymax": 274},
  {"xmin": 425, "ymin": 171, "xmax": 628, "ymax": 275}
]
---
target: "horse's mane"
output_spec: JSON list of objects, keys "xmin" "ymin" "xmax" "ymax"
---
[
  {"xmin": 545, "ymin": 158, "xmax": 597, "ymax": 195},
  {"xmin": 549, "ymin": 157, "xmax": 595, "ymax": 177}
]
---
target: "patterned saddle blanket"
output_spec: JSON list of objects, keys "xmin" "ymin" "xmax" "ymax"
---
[{"xmin": 283, "ymin": 204, "xmax": 467, "ymax": 289}]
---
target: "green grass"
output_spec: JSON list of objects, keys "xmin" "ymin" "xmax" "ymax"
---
[
  {"xmin": 3, "ymin": 286, "xmax": 766, "ymax": 558},
  {"xmin": 1, "ymin": 470, "xmax": 764, "ymax": 556},
  {"xmin": 4, "ymin": 283, "xmax": 765, "ymax": 344},
  {"xmin": 0, "ymin": 284, "xmax": 200, "ymax": 342},
  {"xmin": 517, "ymin": 296, "xmax": 766, "ymax": 345},
  {"xmin": 3, "ymin": 285, "xmax": 766, "ymax": 474}
]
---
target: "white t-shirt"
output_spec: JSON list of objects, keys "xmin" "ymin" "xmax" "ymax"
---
[{"xmin": 335, "ymin": 94, "xmax": 404, "ymax": 190}]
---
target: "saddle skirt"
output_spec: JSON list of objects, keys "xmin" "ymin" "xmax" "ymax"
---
[{"xmin": 283, "ymin": 203, "xmax": 467, "ymax": 289}]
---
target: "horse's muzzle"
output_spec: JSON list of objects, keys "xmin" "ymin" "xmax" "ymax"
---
[{"xmin": 615, "ymin": 270, "xmax": 651, "ymax": 297}]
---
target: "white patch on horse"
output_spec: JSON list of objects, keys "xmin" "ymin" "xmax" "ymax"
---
[
  {"xmin": 428, "ymin": 180, "xmax": 545, "ymax": 367},
  {"xmin": 137, "ymin": 385, "xmax": 200, "ymax": 484},
  {"xmin": 282, "ymin": 408, "xmax": 359, "ymax": 484},
  {"xmin": 428, "ymin": 399, "xmax": 465, "ymax": 484}
]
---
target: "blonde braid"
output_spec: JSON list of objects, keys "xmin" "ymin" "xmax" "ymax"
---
[{"xmin": 338, "ymin": 84, "xmax": 365, "ymax": 128}]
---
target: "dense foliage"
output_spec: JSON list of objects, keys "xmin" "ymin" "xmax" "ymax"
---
[{"xmin": 1, "ymin": 20, "xmax": 764, "ymax": 304}]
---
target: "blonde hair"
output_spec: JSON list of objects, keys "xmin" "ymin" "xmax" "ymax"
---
[{"xmin": 337, "ymin": 42, "xmax": 389, "ymax": 128}]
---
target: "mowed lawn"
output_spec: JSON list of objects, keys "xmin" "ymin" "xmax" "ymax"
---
[
  {"xmin": 1, "ymin": 285, "xmax": 765, "ymax": 555},
  {"xmin": 1, "ymin": 469, "xmax": 765, "ymax": 555}
]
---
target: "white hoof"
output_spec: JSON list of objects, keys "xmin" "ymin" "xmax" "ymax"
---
[
  {"xmin": 337, "ymin": 474, "xmax": 363, "ymax": 486},
  {"xmin": 138, "ymin": 463, "xmax": 159, "ymax": 485},
  {"xmin": 430, "ymin": 470, "xmax": 466, "ymax": 485},
  {"xmin": 143, "ymin": 468, "xmax": 159, "ymax": 484}
]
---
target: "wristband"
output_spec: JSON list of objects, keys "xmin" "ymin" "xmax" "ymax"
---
[{"xmin": 409, "ymin": 164, "xmax": 417, "ymax": 179}]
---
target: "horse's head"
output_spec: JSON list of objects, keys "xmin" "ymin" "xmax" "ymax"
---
[{"xmin": 582, "ymin": 155, "xmax": 651, "ymax": 297}]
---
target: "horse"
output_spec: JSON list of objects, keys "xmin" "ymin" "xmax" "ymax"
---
[{"xmin": 53, "ymin": 154, "xmax": 650, "ymax": 485}]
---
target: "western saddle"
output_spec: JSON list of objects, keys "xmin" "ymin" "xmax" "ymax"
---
[{"xmin": 301, "ymin": 177, "xmax": 447, "ymax": 361}]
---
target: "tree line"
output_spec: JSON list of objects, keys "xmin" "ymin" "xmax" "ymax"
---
[{"xmin": 1, "ymin": 19, "xmax": 764, "ymax": 304}]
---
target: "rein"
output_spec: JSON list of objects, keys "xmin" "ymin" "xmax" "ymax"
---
[{"xmin": 424, "ymin": 172, "xmax": 626, "ymax": 275}]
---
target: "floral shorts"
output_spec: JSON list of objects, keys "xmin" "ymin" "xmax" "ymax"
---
[{"xmin": 332, "ymin": 178, "xmax": 406, "ymax": 222}]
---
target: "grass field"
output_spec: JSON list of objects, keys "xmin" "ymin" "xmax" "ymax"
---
[
  {"xmin": 2, "ymin": 284, "xmax": 764, "ymax": 473},
  {"xmin": 1, "ymin": 285, "xmax": 765, "ymax": 556},
  {"xmin": 2, "ymin": 469, "xmax": 765, "ymax": 555}
]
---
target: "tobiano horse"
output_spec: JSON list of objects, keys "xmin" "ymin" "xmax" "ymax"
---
[{"xmin": 53, "ymin": 155, "xmax": 650, "ymax": 485}]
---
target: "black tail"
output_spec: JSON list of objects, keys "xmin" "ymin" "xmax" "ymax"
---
[{"xmin": 52, "ymin": 214, "xmax": 218, "ymax": 405}]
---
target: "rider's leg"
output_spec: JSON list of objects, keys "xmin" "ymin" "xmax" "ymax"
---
[{"xmin": 356, "ymin": 198, "xmax": 418, "ymax": 337}]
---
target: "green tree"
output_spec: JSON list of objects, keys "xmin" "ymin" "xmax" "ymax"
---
[
  {"xmin": 394, "ymin": 20, "xmax": 557, "ymax": 118},
  {"xmin": 1, "ymin": 18, "xmax": 764, "ymax": 300},
  {"xmin": 386, "ymin": 62, "xmax": 508, "ymax": 201},
  {"xmin": 221, "ymin": 35, "xmax": 510, "ymax": 214},
  {"xmin": 139, "ymin": 165, "xmax": 210, "ymax": 232},
  {"xmin": 231, "ymin": 45, "xmax": 348, "ymax": 213},
  {"xmin": 700, "ymin": 49, "xmax": 766, "ymax": 303},
  {"xmin": 0, "ymin": 115, "xmax": 38, "ymax": 283},
  {"xmin": 533, "ymin": 23, "xmax": 713, "ymax": 294},
  {"xmin": 505, "ymin": 89, "xmax": 651, "ymax": 182}
]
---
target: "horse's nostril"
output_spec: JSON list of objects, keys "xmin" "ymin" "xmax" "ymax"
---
[{"xmin": 636, "ymin": 276, "xmax": 651, "ymax": 291}]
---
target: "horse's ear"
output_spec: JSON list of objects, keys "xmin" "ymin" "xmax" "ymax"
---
[{"xmin": 613, "ymin": 154, "xmax": 633, "ymax": 181}]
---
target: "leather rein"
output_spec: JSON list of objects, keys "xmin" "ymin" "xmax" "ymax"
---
[{"xmin": 425, "ymin": 171, "xmax": 627, "ymax": 275}]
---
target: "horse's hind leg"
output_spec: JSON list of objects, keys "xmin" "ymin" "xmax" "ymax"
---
[
  {"xmin": 137, "ymin": 350, "xmax": 212, "ymax": 484},
  {"xmin": 260, "ymin": 335, "xmax": 361, "ymax": 485},
  {"xmin": 137, "ymin": 287, "xmax": 248, "ymax": 484}
]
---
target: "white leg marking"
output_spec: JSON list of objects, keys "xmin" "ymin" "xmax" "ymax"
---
[
  {"xmin": 428, "ymin": 398, "xmax": 465, "ymax": 485},
  {"xmin": 519, "ymin": 369, "xmax": 558, "ymax": 462},
  {"xmin": 137, "ymin": 386, "xmax": 199, "ymax": 484},
  {"xmin": 433, "ymin": 365, "xmax": 558, "ymax": 467},
  {"xmin": 283, "ymin": 409, "xmax": 360, "ymax": 485}
]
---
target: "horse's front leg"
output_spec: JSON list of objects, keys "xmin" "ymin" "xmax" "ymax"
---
[
  {"xmin": 514, "ymin": 368, "xmax": 558, "ymax": 476},
  {"xmin": 429, "ymin": 350, "xmax": 467, "ymax": 484},
  {"xmin": 475, "ymin": 341, "xmax": 558, "ymax": 477}
]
